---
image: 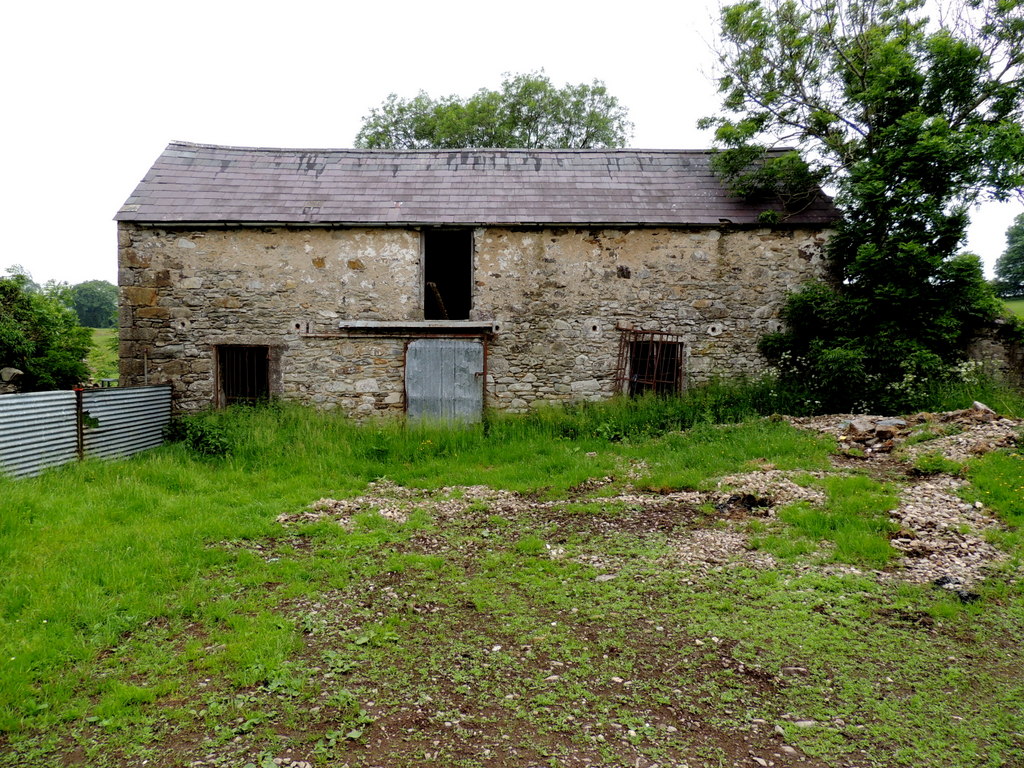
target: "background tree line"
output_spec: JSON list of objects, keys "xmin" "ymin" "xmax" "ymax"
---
[
  {"xmin": 995, "ymin": 212, "xmax": 1024, "ymax": 299},
  {"xmin": 0, "ymin": 268, "xmax": 117, "ymax": 391}
]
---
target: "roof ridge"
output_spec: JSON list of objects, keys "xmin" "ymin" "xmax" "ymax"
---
[{"xmin": 166, "ymin": 141, "xmax": 729, "ymax": 155}]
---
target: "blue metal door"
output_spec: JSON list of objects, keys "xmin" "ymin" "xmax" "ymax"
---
[{"xmin": 405, "ymin": 339, "xmax": 484, "ymax": 422}]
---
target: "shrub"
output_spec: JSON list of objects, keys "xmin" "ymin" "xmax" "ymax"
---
[{"xmin": 163, "ymin": 414, "xmax": 233, "ymax": 457}]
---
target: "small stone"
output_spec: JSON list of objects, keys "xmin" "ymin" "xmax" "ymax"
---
[
  {"xmin": 780, "ymin": 666, "xmax": 809, "ymax": 676},
  {"xmin": 595, "ymin": 574, "xmax": 617, "ymax": 582},
  {"xmin": 877, "ymin": 418, "xmax": 908, "ymax": 428},
  {"xmin": 774, "ymin": 725, "xmax": 786, "ymax": 736},
  {"xmin": 780, "ymin": 746, "xmax": 799, "ymax": 756},
  {"xmin": 847, "ymin": 418, "xmax": 876, "ymax": 436},
  {"xmin": 793, "ymin": 719, "xmax": 816, "ymax": 728},
  {"xmin": 753, "ymin": 758, "xmax": 768, "ymax": 767}
]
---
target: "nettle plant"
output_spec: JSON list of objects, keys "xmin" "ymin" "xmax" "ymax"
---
[{"xmin": 703, "ymin": 0, "xmax": 1024, "ymax": 413}]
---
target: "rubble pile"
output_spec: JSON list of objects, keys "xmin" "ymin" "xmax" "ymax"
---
[{"xmin": 792, "ymin": 402, "xmax": 1021, "ymax": 461}]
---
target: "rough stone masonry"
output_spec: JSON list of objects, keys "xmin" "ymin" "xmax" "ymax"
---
[{"xmin": 118, "ymin": 223, "xmax": 828, "ymax": 416}]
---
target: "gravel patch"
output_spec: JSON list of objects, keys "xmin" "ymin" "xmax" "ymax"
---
[
  {"xmin": 274, "ymin": 407, "xmax": 1021, "ymax": 589},
  {"xmin": 887, "ymin": 475, "xmax": 1009, "ymax": 586}
]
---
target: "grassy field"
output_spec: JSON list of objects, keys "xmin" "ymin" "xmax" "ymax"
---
[
  {"xmin": 1, "ymin": 397, "xmax": 1022, "ymax": 767},
  {"xmin": 1005, "ymin": 298, "xmax": 1024, "ymax": 319},
  {"xmin": 87, "ymin": 327, "xmax": 118, "ymax": 382}
]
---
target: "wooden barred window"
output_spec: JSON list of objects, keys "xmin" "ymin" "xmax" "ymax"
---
[
  {"xmin": 218, "ymin": 345, "xmax": 270, "ymax": 406},
  {"xmin": 614, "ymin": 330, "xmax": 686, "ymax": 396}
]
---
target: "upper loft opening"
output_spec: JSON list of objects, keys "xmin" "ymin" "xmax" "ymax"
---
[{"xmin": 423, "ymin": 229, "xmax": 473, "ymax": 321}]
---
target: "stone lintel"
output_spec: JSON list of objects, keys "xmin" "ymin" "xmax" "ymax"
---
[{"xmin": 338, "ymin": 320, "xmax": 496, "ymax": 334}]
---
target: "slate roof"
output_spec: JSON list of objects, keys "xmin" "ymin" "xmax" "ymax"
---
[{"xmin": 116, "ymin": 141, "xmax": 837, "ymax": 227}]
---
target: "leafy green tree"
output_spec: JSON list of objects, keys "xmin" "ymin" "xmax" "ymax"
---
[
  {"xmin": 70, "ymin": 279, "xmax": 118, "ymax": 328},
  {"xmin": 4, "ymin": 264, "xmax": 40, "ymax": 293},
  {"xmin": 0, "ymin": 272, "xmax": 91, "ymax": 391},
  {"xmin": 355, "ymin": 71, "xmax": 633, "ymax": 149},
  {"xmin": 702, "ymin": 0, "xmax": 1024, "ymax": 411},
  {"xmin": 994, "ymin": 212, "xmax": 1024, "ymax": 298}
]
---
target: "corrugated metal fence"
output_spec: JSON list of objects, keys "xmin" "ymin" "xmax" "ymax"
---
[{"xmin": 0, "ymin": 386, "xmax": 172, "ymax": 479}]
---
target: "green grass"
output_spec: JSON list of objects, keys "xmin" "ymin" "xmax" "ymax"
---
[
  {"xmin": 634, "ymin": 418, "xmax": 833, "ymax": 491},
  {"xmin": 1, "ymin": 392, "xmax": 1023, "ymax": 767},
  {"xmin": 1004, "ymin": 298, "xmax": 1024, "ymax": 319},
  {"xmin": 965, "ymin": 447, "xmax": 1024, "ymax": 562},
  {"xmin": 86, "ymin": 327, "xmax": 118, "ymax": 382},
  {"xmin": 919, "ymin": 371, "xmax": 1024, "ymax": 415},
  {"xmin": 748, "ymin": 474, "xmax": 901, "ymax": 566}
]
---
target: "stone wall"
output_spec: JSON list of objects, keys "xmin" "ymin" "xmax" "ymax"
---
[
  {"xmin": 475, "ymin": 227, "xmax": 826, "ymax": 410},
  {"xmin": 118, "ymin": 223, "xmax": 828, "ymax": 416},
  {"xmin": 0, "ymin": 367, "xmax": 23, "ymax": 395},
  {"xmin": 968, "ymin": 322, "xmax": 1024, "ymax": 387}
]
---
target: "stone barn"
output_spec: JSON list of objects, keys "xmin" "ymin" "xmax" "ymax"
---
[{"xmin": 115, "ymin": 141, "xmax": 836, "ymax": 419}]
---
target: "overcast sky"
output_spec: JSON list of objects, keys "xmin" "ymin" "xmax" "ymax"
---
[{"xmin": 2, "ymin": 0, "xmax": 1019, "ymax": 287}]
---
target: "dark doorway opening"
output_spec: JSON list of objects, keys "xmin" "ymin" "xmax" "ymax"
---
[
  {"xmin": 615, "ymin": 330, "xmax": 686, "ymax": 396},
  {"xmin": 218, "ymin": 345, "xmax": 270, "ymax": 406},
  {"xmin": 424, "ymin": 229, "xmax": 472, "ymax": 320}
]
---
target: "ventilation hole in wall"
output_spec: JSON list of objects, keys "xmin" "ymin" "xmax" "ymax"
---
[
  {"xmin": 493, "ymin": 323, "xmax": 501, "ymax": 332},
  {"xmin": 295, "ymin": 323, "xmax": 302, "ymax": 330},
  {"xmin": 591, "ymin": 324, "xmax": 599, "ymax": 332},
  {"xmin": 708, "ymin": 324, "xmax": 724, "ymax": 336}
]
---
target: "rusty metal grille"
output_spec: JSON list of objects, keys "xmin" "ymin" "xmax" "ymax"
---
[
  {"xmin": 218, "ymin": 346, "xmax": 269, "ymax": 406},
  {"xmin": 614, "ymin": 330, "xmax": 686, "ymax": 396}
]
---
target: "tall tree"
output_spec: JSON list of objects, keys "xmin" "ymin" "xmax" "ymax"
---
[
  {"xmin": 0, "ymin": 272, "xmax": 91, "ymax": 391},
  {"xmin": 703, "ymin": 0, "xmax": 1024, "ymax": 411},
  {"xmin": 994, "ymin": 212, "xmax": 1024, "ymax": 298},
  {"xmin": 355, "ymin": 71, "xmax": 633, "ymax": 149},
  {"xmin": 70, "ymin": 280, "xmax": 118, "ymax": 328}
]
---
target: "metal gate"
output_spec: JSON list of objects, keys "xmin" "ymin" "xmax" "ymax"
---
[{"xmin": 405, "ymin": 338, "xmax": 484, "ymax": 422}]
